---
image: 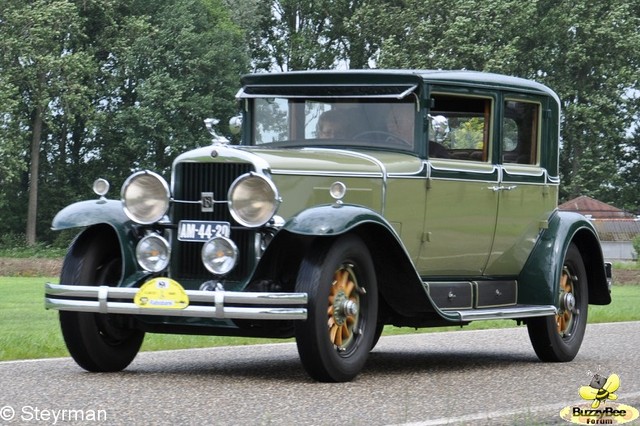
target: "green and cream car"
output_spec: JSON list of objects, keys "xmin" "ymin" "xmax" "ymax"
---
[{"xmin": 46, "ymin": 70, "xmax": 611, "ymax": 382}]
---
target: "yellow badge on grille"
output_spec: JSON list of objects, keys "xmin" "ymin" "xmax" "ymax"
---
[{"xmin": 134, "ymin": 278, "xmax": 189, "ymax": 309}]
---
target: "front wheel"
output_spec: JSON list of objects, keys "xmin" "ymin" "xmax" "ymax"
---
[
  {"xmin": 527, "ymin": 243, "xmax": 588, "ymax": 362},
  {"xmin": 59, "ymin": 230, "xmax": 144, "ymax": 372},
  {"xmin": 295, "ymin": 235, "xmax": 378, "ymax": 382}
]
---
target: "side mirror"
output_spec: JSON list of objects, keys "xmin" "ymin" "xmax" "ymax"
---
[
  {"xmin": 428, "ymin": 114, "xmax": 449, "ymax": 143},
  {"xmin": 229, "ymin": 115, "xmax": 242, "ymax": 135}
]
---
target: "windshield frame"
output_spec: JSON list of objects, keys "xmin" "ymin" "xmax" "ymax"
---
[{"xmin": 246, "ymin": 96, "xmax": 421, "ymax": 153}]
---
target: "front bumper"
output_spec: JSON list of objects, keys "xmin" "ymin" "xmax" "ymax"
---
[{"xmin": 45, "ymin": 283, "xmax": 308, "ymax": 321}]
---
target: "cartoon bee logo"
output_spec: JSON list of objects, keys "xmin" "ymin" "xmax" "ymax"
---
[{"xmin": 579, "ymin": 373, "xmax": 620, "ymax": 408}]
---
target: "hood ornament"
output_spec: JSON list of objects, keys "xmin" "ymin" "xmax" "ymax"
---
[{"xmin": 204, "ymin": 118, "xmax": 230, "ymax": 145}]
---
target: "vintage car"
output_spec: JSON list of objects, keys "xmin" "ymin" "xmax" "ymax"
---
[{"xmin": 45, "ymin": 70, "xmax": 611, "ymax": 382}]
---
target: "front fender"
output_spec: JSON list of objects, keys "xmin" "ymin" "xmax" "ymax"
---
[
  {"xmin": 518, "ymin": 211, "xmax": 610, "ymax": 306},
  {"xmin": 52, "ymin": 199, "xmax": 143, "ymax": 286},
  {"xmin": 52, "ymin": 199, "xmax": 130, "ymax": 231},
  {"xmin": 283, "ymin": 203, "xmax": 393, "ymax": 236},
  {"xmin": 276, "ymin": 204, "xmax": 434, "ymax": 316}
]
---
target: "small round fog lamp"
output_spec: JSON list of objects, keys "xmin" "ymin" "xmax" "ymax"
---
[
  {"xmin": 93, "ymin": 178, "xmax": 110, "ymax": 197},
  {"xmin": 136, "ymin": 234, "xmax": 170, "ymax": 272},
  {"xmin": 202, "ymin": 236, "xmax": 238, "ymax": 276},
  {"xmin": 329, "ymin": 181, "xmax": 346, "ymax": 201}
]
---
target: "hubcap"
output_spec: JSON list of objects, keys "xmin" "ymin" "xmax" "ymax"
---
[
  {"xmin": 557, "ymin": 266, "xmax": 577, "ymax": 338},
  {"xmin": 327, "ymin": 265, "xmax": 361, "ymax": 350}
]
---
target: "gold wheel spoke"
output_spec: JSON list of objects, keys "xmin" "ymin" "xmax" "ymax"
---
[
  {"xmin": 557, "ymin": 315, "xmax": 564, "ymax": 333},
  {"xmin": 342, "ymin": 324, "xmax": 350, "ymax": 340},
  {"xmin": 335, "ymin": 327, "xmax": 343, "ymax": 346},
  {"xmin": 560, "ymin": 273, "xmax": 569, "ymax": 292},
  {"xmin": 337, "ymin": 270, "xmax": 348, "ymax": 289},
  {"xmin": 330, "ymin": 324, "xmax": 338, "ymax": 343},
  {"xmin": 345, "ymin": 280, "xmax": 355, "ymax": 297}
]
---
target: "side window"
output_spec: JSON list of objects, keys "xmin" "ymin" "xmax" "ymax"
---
[
  {"xmin": 503, "ymin": 100, "xmax": 539, "ymax": 165},
  {"xmin": 430, "ymin": 94, "xmax": 492, "ymax": 161},
  {"xmin": 253, "ymin": 98, "xmax": 289, "ymax": 144}
]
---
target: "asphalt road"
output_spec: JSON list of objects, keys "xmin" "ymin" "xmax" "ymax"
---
[{"xmin": 1, "ymin": 322, "xmax": 639, "ymax": 426}]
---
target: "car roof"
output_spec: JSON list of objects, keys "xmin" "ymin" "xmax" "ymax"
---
[{"xmin": 239, "ymin": 69, "xmax": 559, "ymax": 102}]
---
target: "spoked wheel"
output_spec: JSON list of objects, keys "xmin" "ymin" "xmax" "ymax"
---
[
  {"xmin": 295, "ymin": 235, "xmax": 378, "ymax": 382},
  {"xmin": 59, "ymin": 230, "xmax": 144, "ymax": 372},
  {"xmin": 527, "ymin": 243, "xmax": 588, "ymax": 362}
]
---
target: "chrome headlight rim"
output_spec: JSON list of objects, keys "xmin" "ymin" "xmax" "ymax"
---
[
  {"xmin": 121, "ymin": 170, "xmax": 171, "ymax": 225},
  {"xmin": 136, "ymin": 233, "xmax": 171, "ymax": 273},
  {"xmin": 201, "ymin": 236, "xmax": 239, "ymax": 276},
  {"xmin": 227, "ymin": 172, "xmax": 280, "ymax": 228}
]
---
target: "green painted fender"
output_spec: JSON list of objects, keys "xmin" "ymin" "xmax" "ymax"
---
[
  {"xmin": 518, "ymin": 210, "xmax": 611, "ymax": 306},
  {"xmin": 52, "ymin": 199, "xmax": 145, "ymax": 286},
  {"xmin": 277, "ymin": 204, "xmax": 436, "ymax": 317},
  {"xmin": 52, "ymin": 199, "xmax": 129, "ymax": 231},
  {"xmin": 283, "ymin": 203, "xmax": 394, "ymax": 236}
]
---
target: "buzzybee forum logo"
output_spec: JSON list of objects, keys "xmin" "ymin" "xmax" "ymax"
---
[{"xmin": 560, "ymin": 372, "xmax": 639, "ymax": 424}]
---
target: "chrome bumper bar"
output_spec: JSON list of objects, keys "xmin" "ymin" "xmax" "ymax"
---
[{"xmin": 45, "ymin": 283, "xmax": 308, "ymax": 321}]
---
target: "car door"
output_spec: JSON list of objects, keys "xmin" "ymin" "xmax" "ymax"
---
[
  {"xmin": 417, "ymin": 91, "xmax": 499, "ymax": 276},
  {"xmin": 484, "ymin": 94, "xmax": 559, "ymax": 275}
]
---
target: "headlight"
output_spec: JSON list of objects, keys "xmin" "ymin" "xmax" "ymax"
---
[
  {"xmin": 136, "ymin": 233, "xmax": 170, "ymax": 272},
  {"xmin": 228, "ymin": 173, "xmax": 279, "ymax": 227},
  {"xmin": 202, "ymin": 236, "xmax": 238, "ymax": 276},
  {"xmin": 121, "ymin": 171, "xmax": 170, "ymax": 224}
]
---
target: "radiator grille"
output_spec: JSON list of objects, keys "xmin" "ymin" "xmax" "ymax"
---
[{"xmin": 171, "ymin": 162, "xmax": 255, "ymax": 281}]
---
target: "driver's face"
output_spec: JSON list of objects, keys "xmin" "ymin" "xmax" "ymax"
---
[{"xmin": 318, "ymin": 122, "xmax": 341, "ymax": 138}]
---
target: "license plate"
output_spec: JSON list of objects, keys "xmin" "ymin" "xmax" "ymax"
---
[{"xmin": 177, "ymin": 220, "xmax": 231, "ymax": 242}]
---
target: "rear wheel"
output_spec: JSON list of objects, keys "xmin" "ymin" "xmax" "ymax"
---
[
  {"xmin": 295, "ymin": 235, "xmax": 378, "ymax": 382},
  {"xmin": 59, "ymin": 230, "xmax": 144, "ymax": 372},
  {"xmin": 527, "ymin": 243, "xmax": 588, "ymax": 362}
]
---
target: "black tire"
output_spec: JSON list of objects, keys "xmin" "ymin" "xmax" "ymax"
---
[
  {"xmin": 370, "ymin": 322, "xmax": 385, "ymax": 351},
  {"xmin": 59, "ymin": 230, "xmax": 144, "ymax": 372},
  {"xmin": 294, "ymin": 235, "xmax": 378, "ymax": 382},
  {"xmin": 527, "ymin": 243, "xmax": 588, "ymax": 362}
]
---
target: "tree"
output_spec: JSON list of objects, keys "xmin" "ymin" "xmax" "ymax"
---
[
  {"xmin": 0, "ymin": 0, "xmax": 251, "ymax": 244},
  {"xmin": 246, "ymin": 0, "xmax": 367, "ymax": 71},
  {"xmin": 0, "ymin": 0, "xmax": 93, "ymax": 245},
  {"xmin": 348, "ymin": 0, "xmax": 640, "ymax": 206}
]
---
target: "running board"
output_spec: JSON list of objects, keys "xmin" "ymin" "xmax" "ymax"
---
[{"xmin": 443, "ymin": 305, "xmax": 557, "ymax": 322}]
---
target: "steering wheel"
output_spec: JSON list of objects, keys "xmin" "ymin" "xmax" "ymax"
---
[{"xmin": 352, "ymin": 131, "xmax": 412, "ymax": 147}]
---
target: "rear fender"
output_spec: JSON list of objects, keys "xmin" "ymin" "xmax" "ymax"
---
[{"xmin": 518, "ymin": 211, "xmax": 611, "ymax": 306}]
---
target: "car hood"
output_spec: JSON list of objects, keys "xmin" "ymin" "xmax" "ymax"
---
[{"xmin": 173, "ymin": 145, "xmax": 423, "ymax": 176}]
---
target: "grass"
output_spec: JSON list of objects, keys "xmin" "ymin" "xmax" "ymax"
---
[
  {"xmin": 613, "ymin": 260, "xmax": 640, "ymax": 270},
  {"xmin": 1, "ymin": 276, "xmax": 638, "ymax": 361}
]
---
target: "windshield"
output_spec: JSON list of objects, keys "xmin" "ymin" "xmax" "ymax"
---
[{"xmin": 251, "ymin": 98, "xmax": 416, "ymax": 150}]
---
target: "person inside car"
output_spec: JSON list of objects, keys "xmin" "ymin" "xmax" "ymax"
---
[{"xmin": 317, "ymin": 109, "xmax": 350, "ymax": 139}]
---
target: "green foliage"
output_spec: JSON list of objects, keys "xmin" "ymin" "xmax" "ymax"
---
[
  {"xmin": 633, "ymin": 236, "xmax": 640, "ymax": 263},
  {"xmin": 0, "ymin": 233, "xmax": 68, "ymax": 258},
  {"xmin": 350, "ymin": 0, "xmax": 640, "ymax": 208},
  {"xmin": 1, "ymin": 0, "xmax": 639, "ymax": 244},
  {"xmin": 243, "ymin": 0, "xmax": 365, "ymax": 71},
  {"xmin": 0, "ymin": 0, "xmax": 250, "ymax": 244}
]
